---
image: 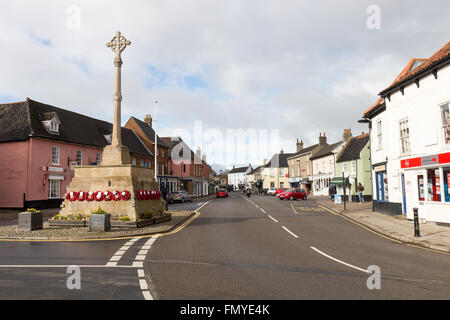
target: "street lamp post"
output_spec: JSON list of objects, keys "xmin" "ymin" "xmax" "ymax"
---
[{"xmin": 154, "ymin": 100, "xmax": 158, "ymax": 184}]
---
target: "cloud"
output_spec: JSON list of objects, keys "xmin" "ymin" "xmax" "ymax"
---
[{"xmin": 0, "ymin": 0, "xmax": 449, "ymax": 166}]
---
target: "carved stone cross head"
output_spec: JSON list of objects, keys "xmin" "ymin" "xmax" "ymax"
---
[{"xmin": 106, "ymin": 31, "xmax": 131, "ymax": 56}]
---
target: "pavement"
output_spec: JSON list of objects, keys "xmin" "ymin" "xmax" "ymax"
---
[{"xmin": 313, "ymin": 196, "xmax": 450, "ymax": 253}]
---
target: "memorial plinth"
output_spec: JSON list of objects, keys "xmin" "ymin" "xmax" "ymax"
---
[{"xmin": 59, "ymin": 165, "xmax": 164, "ymax": 221}]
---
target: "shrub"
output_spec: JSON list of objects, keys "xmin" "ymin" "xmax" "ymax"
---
[
  {"xmin": 92, "ymin": 207, "xmax": 108, "ymax": 215},
  {"xmin": 26, "ymin": 208, "xmax": 41, "ymax": 213},
  {"xmin": 119, "ymin": 216, "xmax": 130, "ymax": 221}
]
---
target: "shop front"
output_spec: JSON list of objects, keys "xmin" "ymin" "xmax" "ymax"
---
[
  {"xmin": 401, "ymin": 152, "xmax": 450, "ymax": 224},
  {"xmin": 312, "ymin": 174, "xmax": 332, "ymax": 196}
]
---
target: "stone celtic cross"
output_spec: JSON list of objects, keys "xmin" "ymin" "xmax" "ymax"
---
[{"xmin": 106, "ymin": 31, "xmax": 131, "ymax": 58}]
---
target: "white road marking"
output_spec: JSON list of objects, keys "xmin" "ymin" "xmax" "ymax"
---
[
  {"xmin": 196, "ymin": 200, "xmax": 211, "ymax": 211},
  {"xmin": 268, "ymin": 215, "xmax": 279, "ymax": 223},
  {"xmin": 142, "ymin": 290, "xmax": 154, "ymax": 300},
  {"xmin": 282, "ymin": 226, "xmax": 299, "ymax": 238},
  {"xmin": 261, "ymin": 209, "xmax": 266, "ymax": 214},
  {"xmin": 106, "ymin": 237, "xmax": 141, "ymax": 266},
  {"xmin": 139, "ymin": 279, "xmax": 149, "ymax": 290},
  {"xmin": 109, "ymin": 255, "xmax": 122, "ymax": 262},
  {"xmin": 197, "ymin": 202, "xmax": 204, "ymax": 206},
  {"xmin": 132, "ymin": 261, "xmax": 143, "ymax": 268},
  {"xmin": 310, "ymin": 246, "xmax": 368, "ymax": 273},
  {"xmin": 138, "ymin": 250, "xmax": 149, "ymax": 255},
  {"xmin": 137, "ymin": 269, "xmax": 145, "ymax": 278},
  {"xmin": 141, "ymin": 245, "xmax": 151, "ymax": 250},
  {"xmin": 135, "ymin": 255, "xmax": 146, "ymax": 261},
  {"xmin": 0, "ymin": 264, "xmax": 138, "ymax": 268}
]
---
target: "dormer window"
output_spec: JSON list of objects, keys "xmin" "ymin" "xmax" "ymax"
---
[
  {"xmin": 50, "ymin": 120, "xmax": 59, "ymax": 133},
  {"xmin": 40, "ymin": 112, "xmax": 60, "ymax": 135}
]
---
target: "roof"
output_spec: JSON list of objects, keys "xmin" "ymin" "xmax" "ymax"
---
[
  {"xmin": 287, "ymin": 143, "xmax": 319, "ymax": 159},
  {"xmin": 264, "ymin": 152, "xmax": 296, "ymax": 168},
  {"xmin": 380, "ymin": 41, "xmax": 450, "ymax": 96},
  {"xmin": 309, "ymin": 141, "xmax": 343, "ymax": 160},
  {"xmin": 336, "ymin": 134, "xmax": 369, "ymax": 162},
  {"xmin": 130, "ymin": 116, "xmax": 168, "ymax": 148},
  {"xmin": 248, "ymin": 165, "xmax": 262, "ymax": 175},
  {"xmin": 0, "ymin": 98, "xmax": 152, "ymax": 157},
  {"xmin": 364, "ymin": 41, "xmax": 450, "ymax": 118},
  {"xmin": 229, "ymin": 166, "xmax": 251, "ymax": 174}
]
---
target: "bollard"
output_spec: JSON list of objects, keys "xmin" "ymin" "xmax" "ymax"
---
[{"xmin": 413, "ymin": 207, "xmax": 420, "ymax": 237}]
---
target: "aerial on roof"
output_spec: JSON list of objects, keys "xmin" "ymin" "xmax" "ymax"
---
[
  {"xmin": 336, "ymin": 134, "xmax": 369, "ymax": 162},
  {"xmin": 309, "ymin": 141, "xmax": 343, "ymax": 160},
  {"xmin": 0, "ymin": 98, "xmax": 152, "ymax": 157}
]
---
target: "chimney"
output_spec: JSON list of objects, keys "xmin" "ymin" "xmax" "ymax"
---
[
  {"xmin": 144, "ymin": 114, "xmax": 152, "ymax": 127},
  {"xmin": 202, "ymin": 154, "xmax": 206, "ymax": 162},
  {"xmin": 319, "ymin": 132, "xmax": 327, "ymax": 146},
  {"xmin": 280, "ymin": 148, "xmax": 284, "ymax": 154},
  {"xmin": 263, "ymin": 158, "xmax": 268, "ymax": 165},
  {"xmin": 343, "ymin": 129, "xmax": 352, "ymax": 142},
  {"xmin": 196, "ymin": 147, "xmax": 201, "ymax": 158},
  {"xmin": 296, "ymin": 139, "xmax": 304, "ymax": 152}
]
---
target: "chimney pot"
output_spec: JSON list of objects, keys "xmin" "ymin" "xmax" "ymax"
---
[{"xmin": 144, "ymin": 114, "xmax": 152, "ymax": 127}]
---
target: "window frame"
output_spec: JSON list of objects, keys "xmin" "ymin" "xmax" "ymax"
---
[
  {"xmin": 48, "ymin": 179, "xmax": 61, "ymax": 199},
  {"xmin": 399, "ymin": 118, "xmax": 411, "ymax": 155},
  {"xmin": 441, "ymin": 103, "xmax": 450, "ymax": 146},
  {"xmin": 377, "ymin": 120, "xmax": 382, "ymax": 150},
  {"xmin": 51, "ymin": 146, "xmax": 60, "ymax": 165},
  {"xmin": 76, "ymin": 150, "xmax": 82, "ymax": 165}
]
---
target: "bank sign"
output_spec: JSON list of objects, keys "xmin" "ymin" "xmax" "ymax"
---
[{"xmin": 401, "ymin": 152, "xmax": 450, "ymax": 169}]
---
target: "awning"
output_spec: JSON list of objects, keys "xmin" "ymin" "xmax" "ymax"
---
[{"xmin": 330, "ymin": 177, "xmax": 350, "ymax": 186}]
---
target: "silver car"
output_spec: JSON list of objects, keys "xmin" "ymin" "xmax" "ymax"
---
[
  {"xmin": 266, "ymin": 187, "xmax": 277, "ymax": 196},
  {"xmin": 167, "ymin": 190, "xmax": 192, "ymax": 203}
]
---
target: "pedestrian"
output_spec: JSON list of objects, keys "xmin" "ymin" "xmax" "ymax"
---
[{"xmin": 357, "ymin": 182, "xmax": 365, "ymax": 203}]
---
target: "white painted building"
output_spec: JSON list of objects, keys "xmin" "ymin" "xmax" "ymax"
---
[
  {"xmin": 309, "ymin": 136, "xmax": 345, "ymax": 196},
  {"xmin": 363, "ymin": 41, "xmax": 450, "ymax": 223},
  {"xmin": 228, "ymin": 165, "xmax": 252, "ymax": 189}
]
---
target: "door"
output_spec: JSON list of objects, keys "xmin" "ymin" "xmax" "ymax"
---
[{"xmin": 401, "ymin": 174, "xmax": 407, "ymax": 214}]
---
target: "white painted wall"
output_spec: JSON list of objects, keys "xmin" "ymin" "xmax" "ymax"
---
[{"xmin": 371, "ymin": 63, "xmax": 450, "ymax": 222}]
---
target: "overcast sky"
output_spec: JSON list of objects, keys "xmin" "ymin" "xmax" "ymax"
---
[{"xmin": 1, "ymin": 1, "xmax": 449, "ymax": 170}]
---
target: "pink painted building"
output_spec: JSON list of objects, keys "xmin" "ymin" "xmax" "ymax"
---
[{"xmin": 0, "ymin": 98, "xmax": 153, "ymax": 208}]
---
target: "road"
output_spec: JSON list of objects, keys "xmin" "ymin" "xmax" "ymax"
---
[{"xmin": 0, "ymin": 192, "xmax": 449, "ymax": 299}]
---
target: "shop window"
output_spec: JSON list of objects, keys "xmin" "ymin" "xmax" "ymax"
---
[
  {"xmin": 417, "ymin": 175, "xmax": 425, "ymax": 201},
  {"xmin": 48, "ymin": 179, "xmax": 60, "ymax": 199},
  {"xmin": 427, "ymin": 169, "xmax": 441, "ymax": 202},
  {"xmin": 444, "ymin": 168, "xmax": 450, "ymax": 202},
  {"xmin": 441, "ymin": 103, "xmax": 450, "ymax": 145}
]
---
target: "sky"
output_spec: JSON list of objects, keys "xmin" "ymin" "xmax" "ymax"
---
[{"xmin": 0, "ymin": 1, "xmax": 449, "ymax": 171}]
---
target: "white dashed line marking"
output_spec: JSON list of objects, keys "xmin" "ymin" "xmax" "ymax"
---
[
  {"xmin": 310, "ymin": 246, "xmax": 368, "ymax": 273},
  {"xmin": 132, "ymin": 261, "xmax": 143, "ymax": 268},
  {"xmin": 268, "ymin": 215, "xmax": 279, "ymax": 223},
  {"xmin": 137, "ymin": 269, "xmax": 145, "ymax": 278},
  {"xmin": 261, "ymin": 209, "xmax": 266, "ymax": 213},
  {"xmin": 282, "ymin": 226, "xmax": 299, "ymax": 238},
  {"xmin": 142, "ymin": 290, "xmax": 154, "ymax": 300},
  {"xmin": 139, "ymin": 279, "xmax": 149, "ymax": 290},
  {"xmin": 106, "ymin": 237, "xmax": 140, "ymax": 266}
]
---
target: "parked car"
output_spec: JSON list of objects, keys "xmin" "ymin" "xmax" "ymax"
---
[
  {"xmin": 216, "ymin": 189, "xmax": 228, "ymax": 198},
  {"xmin": 167, "ymin": 191, "xmax": 192, "ymax": 203},
  {"xmin": 274, "ymin": 188, "xmax": 288, "ymax": 196},
  {"xmin": 278, "ymin": 189, "xmax": 307, "ymax": 200},
  {"xmin": 260, "ymin": 188, "xmax": 269, "ymax": 195},
  {"xmin": 266, "ymin": 187, "xmax": 277, "ymax": 196}
]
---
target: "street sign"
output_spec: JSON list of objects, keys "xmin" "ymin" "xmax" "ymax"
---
[{"xmin": 334, "ymin": 194, "xmax": 342, "ymax": 204}]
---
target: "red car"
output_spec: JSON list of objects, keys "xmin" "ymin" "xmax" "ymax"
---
[
  {"xmin": 216, "ymin": 189, "xmax": 228, "ymax": 198},
  {"xmin": 274, "ymin": 188, "xmax": 288, "ymax": 196},
  {"xmin": 278, "ymin": 189, "xmax": 307, "ymax": 200}
]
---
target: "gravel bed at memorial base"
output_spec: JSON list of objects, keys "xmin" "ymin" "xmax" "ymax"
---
[{"xmin": 0, "ymin": 210, "xmax": 194, "ymax": 240}]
